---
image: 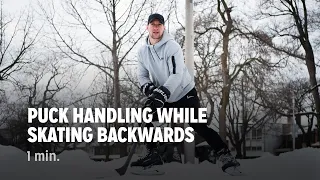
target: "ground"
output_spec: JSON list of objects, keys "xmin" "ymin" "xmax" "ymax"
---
[{"xmin": 0, "ymin": 145, "xmax": 319, "ymax": 180}]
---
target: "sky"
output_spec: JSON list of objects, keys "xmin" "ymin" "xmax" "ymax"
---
[{"xmin": 3, "ymin": 0, "xmax": 29, "ymax": 11}]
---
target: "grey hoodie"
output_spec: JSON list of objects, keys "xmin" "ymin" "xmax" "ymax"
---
[{"xmin": 137, "ymin": 31, "xmax": 195, "ymax": 103}]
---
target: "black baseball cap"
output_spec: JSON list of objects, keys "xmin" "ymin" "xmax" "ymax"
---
[{"xmin": 148, "ymin": 13, "xmax": 164, "ymax": 24}]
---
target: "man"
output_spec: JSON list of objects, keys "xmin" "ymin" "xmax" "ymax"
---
[{"xmin": 132, "ymin": 13, "xmax": 240, "ymax": 174}]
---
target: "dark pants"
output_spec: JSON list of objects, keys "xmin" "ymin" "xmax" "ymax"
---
[{"xmin": 144, "ymin": 88, "xmax": 228, "ymax": 152}]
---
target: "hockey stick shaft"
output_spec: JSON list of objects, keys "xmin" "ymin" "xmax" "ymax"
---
[{"xmin": 115, "ymin": 121, "xmax": 146, "ymax": 176}]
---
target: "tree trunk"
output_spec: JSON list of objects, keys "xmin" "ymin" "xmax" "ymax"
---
[
  {"xmin": 306, "ymin": 131, "xmax": 311, "ymax": 147},
  {"xmin": 235, "ymin": 142, "xmax": 242, "ymax": 158},
  {"xmin": 294, "ymin": 0, "xmax": 320, "ymax": 141},
  {"xmin": 217, "ymin": 0, "xmax": 233, "ymax": 143},
  {"xmin": 306, "ymin": 116, "xmax": 314, "ymax": 147},
  {"xmin": 305, "ymin": 47, "xmax": 320, "ymax": 141},
  {"xmin": 104, "ymin": 142, "xmax": 110, "ymax": 162},
  {"xmin": 219, "ymin": 85, "xmax": 229, "ymax": 142},
  {"xmin": 219, "ymin": 32, "xmax": 231, "ymax": 143},
  {"xmin": 241, "ymin": 76, "xmax": 246, "ymax": 159},
  {"xmin": 242, "ymin": 139, "xmax": 246, "ymax": 158}
]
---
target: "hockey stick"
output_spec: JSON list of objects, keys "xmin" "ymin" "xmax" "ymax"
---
[{"xmin": 115, "ymin": 121, "xmax": 146, "ymax": 176}]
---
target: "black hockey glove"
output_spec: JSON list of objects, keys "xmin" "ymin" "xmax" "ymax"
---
[
  {"xmin": 145, "ymin": 86, "xmax": 170, "ymax": 113},
  {"xmin": 140, "ymin": 82, "xmax": 156, "ymax": 97}
]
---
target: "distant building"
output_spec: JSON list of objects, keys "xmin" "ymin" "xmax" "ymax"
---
[
  {"xmin": 227, "ymin": 123, "xmax": 284, "ymax": 157},
  {"xmin": 226, "ymin": 117, "xmax": 318, "ymax": 157}
]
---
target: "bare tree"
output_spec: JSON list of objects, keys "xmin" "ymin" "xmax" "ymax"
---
[
  {"xmin": 0, "ymin": 1, "xmax": 39, "ymax": 82},
  {"xmin": 189, "ymin": 0, "xmax": 253, "ymax": 141},
  {"xmin": 209, "ymin": 0, "xmax": 234, "ymax": 141},
  {"xmin": 38, "ymin": 0, "xmax": 148, "ymax": 111},
  {"xmin": 226, "ymin": 72, "xmax": 280, "ymax": 158},
  {"xmin": 257, "ymin": 78, "xmax": 317, "ymax": 147},
  {"xmin": 3, "ymin": 53, "xmax": 73, "ymax": 154},
  {"xmin": 251, "ymin": 0, "xmax": 320, "ymax": 139},
  {"xmin": 173, "ymin": 1, "xmax": 278, "ymax": 143},
  {"xmin": 286, "ymin": 79, "xmax": 316, "ymax": 147}
]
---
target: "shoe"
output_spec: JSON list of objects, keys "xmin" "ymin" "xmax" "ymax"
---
[
  {"xmin": 131, "ymin": 148, "xmax": 164, "ymax": 168},
  {"xmin": 217, "ymin": 148, "xmax": 240, "ymax": 172}
]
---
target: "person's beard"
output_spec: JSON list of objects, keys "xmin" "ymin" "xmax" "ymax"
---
[{"xmin": 150, "ymin": 32, "xmax": 163, "ymax": 40}]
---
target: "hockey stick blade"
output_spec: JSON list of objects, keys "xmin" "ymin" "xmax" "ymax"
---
[
  {"xmin": 115, "ymin": 142, "xmax": 138, "ymax": 175},
  {"xmin": 115, "ymin": 122, "xmax": 146, "ymax": 176}
]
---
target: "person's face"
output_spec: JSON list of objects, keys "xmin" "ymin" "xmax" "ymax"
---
[{"xmin": 147, "ymin": 19, "xmax": 165, "ymax": 40}]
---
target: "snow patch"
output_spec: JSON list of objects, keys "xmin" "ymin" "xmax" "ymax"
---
[
  {"xmin": 57, "ymin": 149, "xmax": 92, "ymax": 163},
  {"xmin": 0, "ymin": 144, "xmax": 319, "ymax": 180}
]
